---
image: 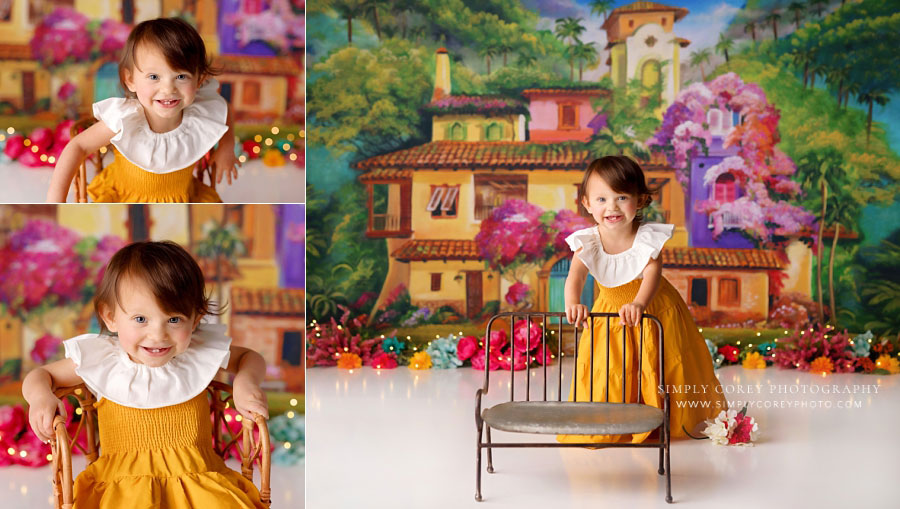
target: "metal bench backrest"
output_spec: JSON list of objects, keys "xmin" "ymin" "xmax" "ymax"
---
[{"xmin": 480, "ymin": 312, "xmax": 665, "ymax": 404}]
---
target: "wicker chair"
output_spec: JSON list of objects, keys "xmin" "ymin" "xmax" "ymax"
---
[
  {"xmin": 49, "ymin": 381, "xmax": 271, "ymax": 509},
  {"xmin": 475, "ymin": 312, "xmax": 671, "ymax": 503},
  {"xmin": 68, "ymin": 118, "xmax": 216, "ymax": 203}
]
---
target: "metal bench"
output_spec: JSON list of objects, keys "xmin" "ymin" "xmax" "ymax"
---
[{"xmin": 475, "ymin": 311, "xmax": 672, "ymax": 503}]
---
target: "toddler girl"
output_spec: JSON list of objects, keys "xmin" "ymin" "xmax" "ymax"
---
[
  {"xmin": 23, "ymin": 241, "xmax": 268, "ymax": 508},
  {"xmin": 46, "ymin": 17, "xmax": 240, "ymax": 203},
  {"xmin": 559, "ymin": 155, "xmax": 727, "ymax": 444}
]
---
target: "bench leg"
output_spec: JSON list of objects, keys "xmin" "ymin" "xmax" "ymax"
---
[
  {"xmin": 475, "ymin": 426, "xmax": 483, "ymax": 502},
  {"xmin": 658, "ymin": 425, "xmax": 665, "ymax": 475},
  {"xmin": 665, "ymin": 424, "xmax": 673, "ymax": 503},
  {"xmin": 486, "ymin": 426, "xmax": 494, "ymax": 473}
]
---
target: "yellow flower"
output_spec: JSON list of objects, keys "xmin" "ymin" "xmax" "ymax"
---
[
  {"xmin": 262, "ymin": 149, "xmax": 286, "ymax": 167},
  {"xmin": 809, "ymin": 356, "xmax": 834, "ymax": 375},
  {"xmin": 409, "ymin": 351, "xmax": 432, "ymax": 370},
  {"xmin": 874, "ymin": 355, "xmax": 900, "ymax": 374},
  {"xmin": 742, "ymin": 351, "xmax": 766, "ymax": 370},
  {"xmin": 336, "ymin": 352, "xmax": 362, "ymax": 369}
]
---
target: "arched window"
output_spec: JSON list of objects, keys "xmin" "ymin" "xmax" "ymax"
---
[
  {"xmin": 714, "ymin": 173, "xmax": 737, "ymax": 202},
  {"xmin": 449, "ymin": 122, "xmax": 466, "ymax": 140},
  {"xmin": 485, "ymin": 123, "xmax": 503, "ymax": 141}
]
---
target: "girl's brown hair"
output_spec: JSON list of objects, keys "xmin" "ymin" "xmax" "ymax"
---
[
  {"xmin": 118, "ymin": 17, "xmax": 220, "ymax": 98},
  {"xmin": 94, "ymin": 241, "xmax": 218, "ymax": 334},
  {"xmin": 577, "ymin": 155, "xmax": 656, "ymax": 228}
]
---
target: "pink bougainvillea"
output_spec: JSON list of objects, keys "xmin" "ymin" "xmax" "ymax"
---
[
  {"xmin": 648, "ymin": 72, "xmax": 814, "ymax": 246},
  {"xmin": 475, "ymin": 199, "xmax": 551, "ymax": 271},
  {"xmin": 30, "ymin": 334, "xmax": 62, "ymax": 363},
  {"xmin": 772, "ymin": 325, "xmax": 856, "ymax": 373}
]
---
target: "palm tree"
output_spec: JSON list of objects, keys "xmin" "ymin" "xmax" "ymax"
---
[
  {"xmin": 516, "ymin": 51, "xmax": 538, "ymax": 68},
  {"xmin": 764, "ymin": 11, "xmax": 781, "ymax": 40},
  {"xmin": 364, "ymin": 0, "xmax": 386, "ymax": 40},
  {"xmin": 333, "ymin": 0, "xmax": 366, "ymax": 45},
  {"xmin": 573, "ymin": 42, "xmax": 598, "ymax": 81},
  {"xmin": 497, "ymin": 41, "xmax": 515, "ymax": 67},
  {"xmin": 809, "ymin": 0, "xmax": 827, "ymax": 18},
  {"xmin": 478, "ymin": 44, "xmax": 499, "ymax": 75},
  {"xmin": 194, "ymin": 219, "xmax": 247, "ymax": 321},
  {"xmin": 715, "ymin": 33, "xmax": 734, "ymax": 63},
  {"xmin": 689, "ymin": 48, "xmax": 712, "ymax": 81},
  {"xmin": 743, "ymin": 20, "xmax": 758, "ymax": 43},
  {"xmin": 788, "ymin": 1, "xmax": 806, "ymax": 29},
  {"xmin": 555, "ymin": 17, "xmax": 585, "ymax": 81},
  {"xmin": 589, "ymin": 0, "xmax": 615, "ymax": 23},
  {"xmin": 858, "ymin": 89, "xmax": 890, "ymax": 147}
]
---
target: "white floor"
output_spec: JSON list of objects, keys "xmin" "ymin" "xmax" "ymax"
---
[
  {"xmin": 0, "ymin": 160, "xmax": 305, "ymax": 203},
  {"xmin": 0, "ymin": 457, "xmax": 303, "ymax": 508},
  {"xmin": 307, "ymin": 361, "xmax": 898, "ymax": 508}
]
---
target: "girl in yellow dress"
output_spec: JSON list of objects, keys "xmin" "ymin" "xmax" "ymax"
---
[
  {"xmin": 559, "ymin": 155, "xmax": 728, "ymax": 444},
  {"xmin": 22, "ymin": 241, "xmax": 268, "ymax": 508},
  {"xmin": 46, "ymin": 18, "xmax": 240, "ymax": 203}
]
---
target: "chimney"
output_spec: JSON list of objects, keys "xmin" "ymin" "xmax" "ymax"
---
[{"xmin": 433, "ymin": 48, "xmax": 451, "ymax": 101}]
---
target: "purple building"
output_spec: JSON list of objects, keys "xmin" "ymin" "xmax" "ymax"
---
[{"xmin": 687, "ymin": 108, "xmax": 753, "ymax": 249}]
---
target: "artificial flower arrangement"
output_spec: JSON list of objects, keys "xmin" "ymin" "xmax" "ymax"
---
[
  {"xmin": 703, "ymin": 326, "xmax": 899, "ymax": 375},
  {"xmin": 699, "ymin": 406, "xmax": 760, "ymax": 446},
  {"xmin": 0, "ymin": 399, "xmax": 88, "ymax": 468}
]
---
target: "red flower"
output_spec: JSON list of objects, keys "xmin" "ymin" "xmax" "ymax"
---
[
  {"xmin": 31, "ymin": 334, "xmax": 62, "ymax": 363},
  {"xmin": 718, "ymin": 345, "xmax": 740, "ymax": 363},
  {"xmin": 471, "ymin": 348, "xmax": 504, "ymax": 371},
  {"xmin": 512, "ymin": 320, "xmax": 543, "ymax": 352},
  {"xmin": 457, "ymin": 335, "xmax": 478, "ymax": 361},
  {"xmin": 729, "ymin": 413, "xmax": 754, "ymax": 444},
  {"xmin": 3, "ymin": 134, "xmax": 25, "ymax": 159},
  {"xmin": 370, "ymin": 351, "xmax": 398, "ymax": 370}
]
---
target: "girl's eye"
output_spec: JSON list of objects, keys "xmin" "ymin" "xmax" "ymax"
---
[
  {"xmin": 134, "ymin": 316, "xmax": 146, "ymax": 324},
  {"xmin": 177, "ymin": 74, "xmax": 188, "ymax": 80},
  {"xmin": 618, "ymin": 196, "xmax": 628, "ymax": 201},
  {"xmin": 168, "ymin": 317, "xmax": 182, "ymax": 324},
  {"xmin": 148, "ymin": 74, "xmax": 158, "ymax": 80},
  {"xmin": 596, "ymin": 197, "xmax": 605, "ymax": 202}
]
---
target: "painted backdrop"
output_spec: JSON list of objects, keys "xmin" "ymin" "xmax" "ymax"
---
[{"xmin": 307, "ymin": 0, "xmax": 899, "ymax": 351}]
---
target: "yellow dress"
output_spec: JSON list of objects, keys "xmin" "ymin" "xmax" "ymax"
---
[
  {"xmin": 557, "ymin": 277, "xmax": 728, "ymax": 444},
  {"xmin": 73, "ymin": 393, "xmax": 266, "ymax": 509},
  {"xmin": 87, "ymin": 147, "xmax": 221, "ymax": 203}
]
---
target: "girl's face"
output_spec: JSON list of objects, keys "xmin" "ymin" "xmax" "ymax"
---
[
  {"xmin": 99, "ymin": 276, "xmax": 201, "ymax": 367},
  {"xmin": 123, "ymin": 43, "xmax": 200, "ymax": 132},
  {"xmin": 582, "ymin": 172, "xmax": 639, "ymax": 232}
]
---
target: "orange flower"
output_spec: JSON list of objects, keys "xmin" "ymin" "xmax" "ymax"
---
[
  {"xmin": 809, "ymin": 356, "xmax": 834, "ymax": 375},
  {"xmin": 857, "ymin": 357, "xmax": 875, "ymax": 373},
  {"xmin": 874, "ymin": 355, "xmax": 900, "ymax": 374},
  {"xmin": 742, "ymin": 352, "xmax": 766, "ymax": 370},
  {"xmin": 336, "ymin": 352, "xmax": 362, "ymax": 369},
  {"xmin": 409, "ymin": 351, "xmax": 432, "ymax": 370}
]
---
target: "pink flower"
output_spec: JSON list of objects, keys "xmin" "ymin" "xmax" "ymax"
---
[
  {"xmin": 488, "ymin": 329, "xmax": 508, "ymax": 349},
  {"xmin": 512, "ymin": 320, "xmax": 543, "ymax": 352},
  {"xmin": 505, "ymin": 282, "xmax": 530, "ymax": 306},
  {"xmin": 2, "ymin": 135, "xmax": 24, "ymax": 159},
  {"xmin": 457, "ymin": 335, "xmax": 479, "ymax": 361},
  {"xmin": 30, "ymin": 334, "xmax": 62, "ymax": 363},
  {"xmin": 0, "ymin": 404, "xmax": 26, "ymax": 436},
  {"xmin": 13, "ymin": 429, "xmax": 52, "ymax": 467},
  {"xmin": 471, "ymin": 348, "xmax": 503, "ymax": 371},
  {"xmin": 370, "ymin": 351, "xmax": 398, "ymax": 369},
  {"xmin": 718, "ymin": 345, "xmax": 740, "ymax": 363},
  {"xmin": 57, "ymin": 82, "xmax": 77, "ymax": 101},
  {"xmin": 729, "ymin": 413, "xmax": 755, "ymax": 444}
]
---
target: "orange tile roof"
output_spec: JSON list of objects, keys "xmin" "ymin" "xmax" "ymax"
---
[
  {"xmin": 661, "ymin": 247, "xmax": 787, "ymax": 270},
  {"xmin": 392, "ymin": 239, "xmax": 481, "ymax": 261},
  {"xmin": 359, "ymin": 168, "xmax": 412, "ymax": 182},
  {"xmin": 355, "ymin": 141, "xmax": 593, "ymax": 170},
  {"xmin": 602, "ymin": 2, "xmax": 689, "ymax": 31},
  {"xmin": 521, "ymin": 88, "xmax": 610, "ymax": 97},
  {"xmin": 0, "ymin": 44, "xmax": 33, "ymax": 60},
  {"xmin": 214, "ymin": 55, "xmax": 302, "ymax": 76},
  {"xmin": 231, "ymin": 287, "xmax": 305, "ymax": 316}
]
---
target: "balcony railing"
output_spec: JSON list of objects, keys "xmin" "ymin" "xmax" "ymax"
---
[
  {"xmin": 708, "ymin": 210, "xmax": 742, "ymax": 229},
  {"xmin": 372, "ymin": 213, "xmax": 401, "ymax": 231}
]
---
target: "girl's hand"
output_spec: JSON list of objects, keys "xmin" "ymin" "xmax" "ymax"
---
[
  {"xmin": 566, "ymin": 303, "xmax": 590, "ymax": 328},
  {"xmin": 210, "ymin": 145, "xmax": 241, "ymax": 185},
  {"xmin": 619, "ymin": 302, "xmax": 645, "ymax": 327},
  {"xmin": 232, "ymin": 378, "xmax": 269, "ymax": 421},
  {"xmin": 27, "ymin": 393, "xmax": 67, "ymax": 443}
]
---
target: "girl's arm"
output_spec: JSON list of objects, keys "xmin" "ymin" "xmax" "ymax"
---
[
  {"xmin": 224, "ymin": 345, "xmax": 269, "ymax": 419},
  {"xmin": 564, "ymin": 250, "xmax": 591, "ymax": 327},
  {"xmin": 46, "ymin": 122, "xmax": 116, "ymax": 202},
  {"xmin": 620, "ymin": 254, "xmax": 663, "ymax": 326},
  {"xmin": 211, "ymin": 105, "xmax": 239, "ymax": 185},
  {"xmin": 22, "ymin": 359, "xmax": 83, "ymax": 442}
]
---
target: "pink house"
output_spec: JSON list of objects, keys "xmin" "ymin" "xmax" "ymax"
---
[{"xmin": 522, "ymin": 88, "xmax": 610, "ymax": 143}]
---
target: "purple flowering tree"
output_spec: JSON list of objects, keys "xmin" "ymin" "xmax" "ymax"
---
[{"xmin": 647, "ymin": 73, "xmax": 814, "ymax": 247}]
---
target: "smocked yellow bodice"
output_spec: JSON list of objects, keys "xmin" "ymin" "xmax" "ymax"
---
[{"xmin": 86, "ymin": 147, "xmax": 221, "ymax": 203}]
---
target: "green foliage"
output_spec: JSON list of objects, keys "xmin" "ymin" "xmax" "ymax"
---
[
  {"xmin": 308, "ymin": 39, "xmax": 433, "ymax": 158},
  {"xmin": 305, "ymin": 181, "xmax": 388, "ymax": 321},
  {"xmin": 857, "ymin": 229, "xmax": 900, "ymax": 336},
  {"xmin": 587, "ymin": 78, "xmax": 662, "ymax": 161}
]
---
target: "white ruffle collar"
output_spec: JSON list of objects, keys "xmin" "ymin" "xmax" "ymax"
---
[
  {"xmin": 565, "ymin": 222, "xmax": 674, "ymax": 288},
  {"xmin": 92, "ymin": 78, "xmax": 229, "ymax": 174},
  {"xmin": 63, "ymin": 323, "xmax": 231, "ymax": 409}
]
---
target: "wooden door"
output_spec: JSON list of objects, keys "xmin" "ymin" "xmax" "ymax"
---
[
  {"xmin": 22, "ymin": 72, "xmax": 35, "ymax": 112},
  {"xmin": 465, "ymin": 271, "xmax": 483, "ymax": 319}
]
